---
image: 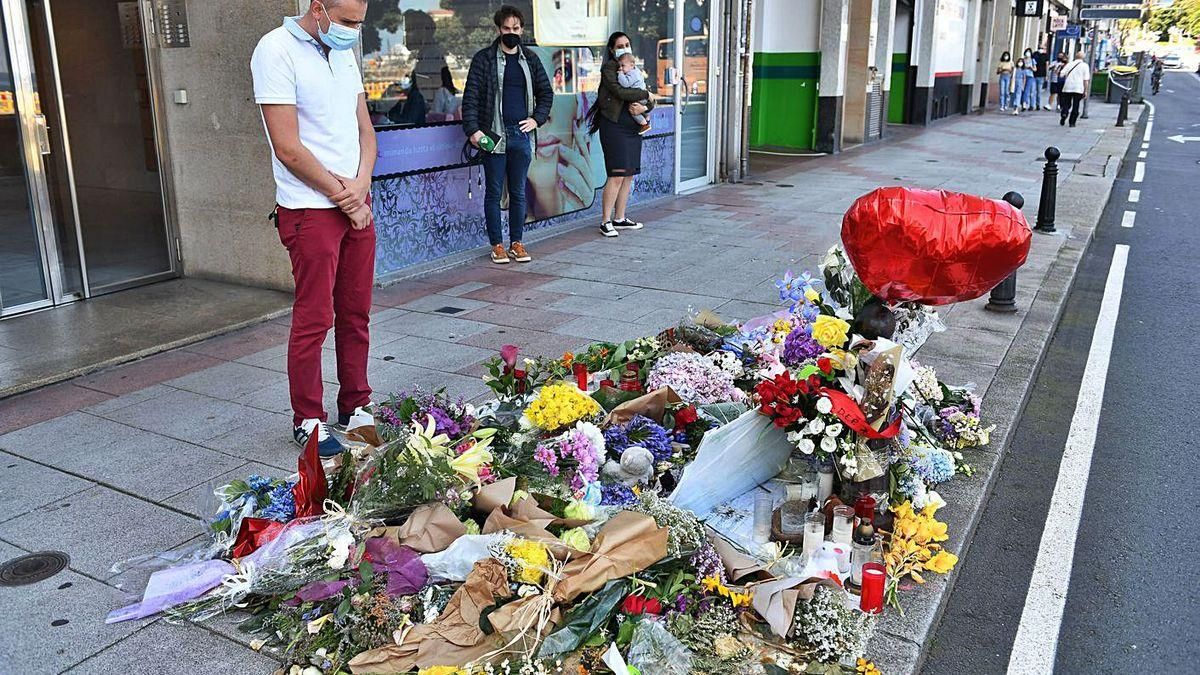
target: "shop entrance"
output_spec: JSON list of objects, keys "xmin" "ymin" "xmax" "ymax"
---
[
  {"xmin": 0, "ymin": 0, "xmax": 175, "ymax": 318},
  {"xmin": 673, "ymin": 0, "xmax": 716, "ymax": 192}
]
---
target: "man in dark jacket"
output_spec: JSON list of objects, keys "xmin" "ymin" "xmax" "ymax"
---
[{"xmin": 461, "ymin": 5, "xmax": 553, "ymax": 265}]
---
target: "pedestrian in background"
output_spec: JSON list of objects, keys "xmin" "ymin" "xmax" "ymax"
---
[
  {"xmin": 431, "ymin": 66, "xmax": 461, "ymax": 118},
  {"xmin": 1059, "ymin": 50, "xmax": 1091, "ymax": 127},
  {"xmin": 461, "ymin": 4, "xmax": 553, "ymax": 265},
  {"xmin": 589, "ymin": 31, "xmax": 653, "ymax": 238},
  {"xmin": 1047, "ymin": 52, "xmax": 1066, "ymax": 112},
  {"xmin": 251, "ymin": 0, "xmax": 377, "ymax": 457},
  {"xmin": 997, "ymin": 51, "xmax": 1014, "ymax": 111},
  {"xmin": 1013, "ymin": 57, "xmax": 1034, "ymax": 115},
  {"xmin": 1032, "ymin": 46, "xmax": 1050, "ymax": 110}
]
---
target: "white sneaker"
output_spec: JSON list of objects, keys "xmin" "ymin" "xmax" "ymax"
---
[
  {"xmin": 599, "ymin": 221, "xmax": 619, "ymax": 237},
  {"xmin": 294, "ymin": 418, "xmax": 346, "ymax": 457},
  {"xmin": 612, "ymin": 218, "xmax": 644, "ymax": 230}
]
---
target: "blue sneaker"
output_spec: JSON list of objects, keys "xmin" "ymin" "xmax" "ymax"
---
[{"xmin": 293, "ymin": 419, "xmax": 345, "ymax": 457}]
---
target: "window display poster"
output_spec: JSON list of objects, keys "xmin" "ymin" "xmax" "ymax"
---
[
  {"xmin": 534, "ymin": 0, "xmax": 609, "ymax": 46},
  {"xmin": 933, "ymin": 0, "xmax": 967, "ymax": 75}
]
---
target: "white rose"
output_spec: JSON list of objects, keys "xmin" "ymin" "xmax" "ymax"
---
[
  {"xmin": 825, "ymin": 423, "xmax": 843, "ymax": 438},
  {"xmin": 816, "ymin": 397, "xmax": 833, "ymax": 414},
  {"xmin": 786, "ymin": 431, "xmax": 804, "ymax": 444},
  {"xmin": 820, "ymin": 436, "xmax": 837, "ymax": 454},
  {"xmin": 807, "ymin": 418, "xmax": 825, "ymax": 435},
  {"xmin": 797, "ymin": 438, "xmax": 816, "ymax": 455}
]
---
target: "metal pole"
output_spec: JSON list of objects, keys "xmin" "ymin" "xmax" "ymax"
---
[
  {"xmin": 1035, "ymin": 146, "xmax": 1059, "ymax": 233},
  {"xmin": 1116, "ymin": 93, "xmax": 1128, "ymax": 126},
  {"xmin": 1081, "ymin": 21, "xmax": 1097, "ymax": 119},
  {"xmin": 986, "ymin": 191, "xmax": 1026, "ymax": 313},
  {"xmin": 740, "ymin": 0, "xmax": 755, "ymax": 181}
]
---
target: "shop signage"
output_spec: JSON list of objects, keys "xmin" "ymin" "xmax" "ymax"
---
[
  {"xmin": 1050, "ymin": 15, "xmax": 1068, "ymax": 31},
  {"xmin": 1016, "ymin": 0, "xmax": 1044, "ymax": 17}
]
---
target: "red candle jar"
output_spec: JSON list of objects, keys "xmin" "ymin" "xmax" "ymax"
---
[
  {"xmin": 514, "ymin": 369, "xmax": 528, "ymax": 394},
  {"xmin": 573, "ymin": 362, "xmax": 589, "ymax": 391},
  {"xmin": 859, "ymin": 562, "xmax": 885, "ymax": 614}
]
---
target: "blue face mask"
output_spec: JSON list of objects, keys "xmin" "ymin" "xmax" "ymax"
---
[{"xmin": 317, "ymin": 2, "xmax": 360, "ymax": 50}]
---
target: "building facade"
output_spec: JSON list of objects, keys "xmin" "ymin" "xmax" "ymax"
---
[{"xmin": 0, "ymin": 0, "xmax": 1077, "ymax": 319}]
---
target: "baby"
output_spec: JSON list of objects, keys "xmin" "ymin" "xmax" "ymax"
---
[{"xmin": 616, "ymin": 52, "xmax": 652, "ymax": 134}]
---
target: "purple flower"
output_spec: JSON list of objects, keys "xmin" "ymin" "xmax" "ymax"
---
[
  {"xmin": 645, "ymin": 352, "xmax": 741, "ymax": 405},
  {"xmin": 604, "ymin": 415, "xmax": 673, "ymax": 463},
  {"xmin": 533, "ymin": 443, "xmax": 560, "ymax": 476},
  {"xmin": 782, "ymin": 326, "xmax": 823, "ymax": 366},
  {"xmin": 689, "ymin": 543, "xmax": 727, "ymax": 583}
]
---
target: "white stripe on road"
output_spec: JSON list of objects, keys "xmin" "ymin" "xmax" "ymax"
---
[
  {"xmin": 1121, "ymin": 210, "xmax": 1136, "ymax": 228},
  {"xmin": 1138, "ymin": 150, "xmax": 1147, "ymax": 159},
  {"xmin": 1128, "ymin": 189, "xmax": 1140, "ymax": 203},
  {"xmin": 1141, "ymin": 142, "xmax": 1149, "ymax": 149},
  {"xmin": 1006, "ymin": 244, "xmax": 1129, "ymax": 675},
  {"xmin": 1144, "ymin": 121, "xmax": 1153, "ymax": 142},
  {"xmin": 1134, "ymin": 162, "xmax": 1145, "ymax": 183}
]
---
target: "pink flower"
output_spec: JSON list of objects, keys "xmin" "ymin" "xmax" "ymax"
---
[{"xmin": 500, "ymin": 344, "xmax": 519, "ymax": 374}]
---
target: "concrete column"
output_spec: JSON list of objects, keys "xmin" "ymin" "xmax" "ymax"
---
[
  {"xmin": 974, "ymin": 0, "xmax": 997, "ymax": 108},
  {"xmin": 874, "ymin": 0, "xmax": 898, "ymax": 135},
  {"xmin": 909, "ymin": 0, "xmax": 939, "ymax": 125},
  {"xmin": 815, "ymin": 0, "xmax": 850, "ymax": 153},
  {"xmin": 986, "ymin": 0, "xmax": 1014, "ymax": 107},
  {"xmin": 843, "ymin": 0, "xmax": 880, "ymax": 145},
  {"xmin": 959, "ymin": 0, "xmax": 983, "ymax": 112}
]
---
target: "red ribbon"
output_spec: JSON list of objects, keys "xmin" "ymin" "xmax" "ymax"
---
[{"xmin": 818, "ymin": 388, "xmax": 902, "ymax": 439}]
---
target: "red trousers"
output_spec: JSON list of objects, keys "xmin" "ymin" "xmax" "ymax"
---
[{"xmin": 276, "ymin": 206, "xmax": 375, "ymax": 426}]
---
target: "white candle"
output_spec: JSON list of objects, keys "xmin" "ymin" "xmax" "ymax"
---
[{"xmin": 817, "ymin": 468, "xmax": 834, "ymax": 504}]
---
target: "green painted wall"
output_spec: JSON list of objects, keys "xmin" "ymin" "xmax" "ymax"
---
[
  {"xmin": 888, "ymin": 54, "xmax": 908, "ymax": 124},
  {"xmin": 750, "ymin": 52, "xmax": 820, "ymax": 150}
]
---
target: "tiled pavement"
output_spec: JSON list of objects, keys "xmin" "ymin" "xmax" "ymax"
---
[{"xmin": 0, "ymin": 102, "xmax": 1133, "ymax": 674}]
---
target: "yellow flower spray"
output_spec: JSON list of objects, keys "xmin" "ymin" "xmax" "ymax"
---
[{"xmin": 882, "ymin": 501, "xmax": 958, "ymax": 613}]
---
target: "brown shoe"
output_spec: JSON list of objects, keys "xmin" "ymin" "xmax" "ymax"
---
[
  {"xmin": 490, "ymin": 244, "xmax": 510, "ymax": 264},
  {"xmin": 508, "ymin": 241, "xmax": 531, "ymax": 263}
]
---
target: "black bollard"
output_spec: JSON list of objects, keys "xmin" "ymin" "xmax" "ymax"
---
[
  {"xmin": 1116, "ymin": 94, "xmax": 1129, "ymax": 127},
  {"xmin": 985, "ymin": 191, "xmax": 1025, "ymax": 314},
  {"xmin": 1034, "ymin": 146, "xmax": 1059, "ymax": 233}
]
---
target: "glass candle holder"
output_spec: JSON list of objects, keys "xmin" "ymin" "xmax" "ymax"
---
[
  {"xmin": 753, "ymin": 492, "xmax": 774, "ymax": 543},
  {"xmin": 860, "ymin": 562, "xmax": 886, "ymax": 614},
  {"xmin": 831, "ymin": 505, "xmax": 855, "ymax": 545},
  {"xmin": 573, "ymin": 362, "xmax": 589, "ymax": 391},
  {"xmin": 850, "ymin": 536, "xmax": 882, "ymax": 586},
  {"xmin": 802, "ymin": 511, "xmax": 826, "ymax": 558}
]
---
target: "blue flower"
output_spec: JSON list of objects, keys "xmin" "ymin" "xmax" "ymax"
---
[
  {"xmin": 604, "ymin": 415, "xmax": 673, "ymax": 463},
  {"xmin": 261, "ymin": 481, "xmax": 297, "ymax": 522},
  {"xmin": 247, "ymin": 474, "xmax": 272, "ymax": 493},
  {"xmin": 600, "ymin": 482, "xmax": 637, "ymax": 506}
]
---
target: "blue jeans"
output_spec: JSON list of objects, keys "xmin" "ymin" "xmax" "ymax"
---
[
  {"xmin": 1022, "ymin": 78, "xmax": 1036, "ymax": 108},
  {"xmin": 1034, "ymin": 76, "xmax": 1046, "ymax": 107},
  {"xmin": 999, "ymin": 73, "xmax": 1012, "ymax": 108},
  {"xmin": 482, "ymin": 124, "xmax": 532, "ymax": 246}
]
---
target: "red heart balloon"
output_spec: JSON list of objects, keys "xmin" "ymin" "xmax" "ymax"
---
[{"xmin": 841, "ymin": 187, "xmax": 1032, "ymax": 305}]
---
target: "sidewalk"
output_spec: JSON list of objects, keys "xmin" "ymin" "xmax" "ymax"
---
[{"xmin": 0, "ymin": 101, "xmax": 1139, "ymax": 674}]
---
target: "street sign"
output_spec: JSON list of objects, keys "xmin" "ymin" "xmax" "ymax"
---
[
  {"xmin": 1056, "ymin": 24, "xmax": 1083, "ymax": 39},
  {"xmin": 1017, "ymin": 0, "xmax": 1044, "ymax": 17},
  {"xmin": 1051, "ymin": 16, "xmax": 1068, "ymax": 31},
  {"xmin": 1080, "ymin": 8, "xmax": 1142, "ymax": 19}
]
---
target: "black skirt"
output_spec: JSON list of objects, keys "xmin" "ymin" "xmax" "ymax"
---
[{"xmin": 598, "ymin": 108, "xmax": 643, "ymax": 177}]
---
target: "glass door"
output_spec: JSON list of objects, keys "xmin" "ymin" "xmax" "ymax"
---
[{"xmin": 674, "ymin": 0, "xmax": 716, "ymax": 192}]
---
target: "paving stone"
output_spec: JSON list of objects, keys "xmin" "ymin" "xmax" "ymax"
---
[
  {"xmin": 398, "ymin": 293, "xmax": 490, "ymax": 314},
  {"xmin": 714, "ymin": 299, "xmax": 785, "ymax": 322},
  {"xmin": 368, "ymin": 361, "xmax": 489, "ymax": 401},
  {"xmin": 372, "ymin": 312, "xmax": 495, "ymax": 343},
  {"xmin": 867, "ymin": 631, "xmax": 922, "ymax": 675},
  {"xmin": 458, "ymin": 327, "xmax": 587, "ymax": 361},
  {"xmin": 76, "ymin": 351, "xmax": 226, "ymax": 396},
  {"xmin": 372, "ymin": 335, "xmax": 494, "ymax": 373},
  {"xmin": 916, "ymin": 326, "xmax": 1017, "ymax": 369},
  {"xmin": 82, "ymin": 384, "xmax": 178, "ymax": 416},
  {"xmin": 0, "ymin": 383, "xmax": 114, "ymax": 436},
  {"xmin": 96, "ymin": 388, "xmax": 278, "ymax": 446},
  {"xmin": 552, "ymin": 316, "xmax": 655, "ymax": 344},
  {"xmin": 0, "ymin": 485, "xmax": 198, "ymax": 580},
  {"xmin": 200, "ymin": 411, "xmax": 300, "ymax": 471},
  {"xmin": 548, "ymin": 294, "xmax": 644, "ymax": 321},
  {"xmin": 535, "ymin": 277, "xmax": 641, "ymax": 300},
  {"xmin": 0, "ymin": 453, "xmax": 92, "ymax": 524},
  {"xmin": 232, "ymin": 380, "xmax": 338, "ymax": 422},
  {"xmin": 441, "ymin": 281, "xmax": 491, "ymax": 296},
  {"xmin": 165, "ymin": 360, "xmax": 291, "ymax": 401},
  {"xmin": 0, "ymin": 565, "xmax": 151, "ymax": 674},
  {"xmin": 65, "ymin": 622, "xmax": 281, "ymax": 674},
  {"xmin": 458, "ymin": 303, "xmax": 578, "ymax": 331},
  {"xmin": 620, "ymin": 288, "xmax": 729, "ymax": 314}
]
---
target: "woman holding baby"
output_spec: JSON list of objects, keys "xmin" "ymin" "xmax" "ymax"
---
[{"xmin": 588, "ymin": 31, "xmax": 654, "ymax": 238}]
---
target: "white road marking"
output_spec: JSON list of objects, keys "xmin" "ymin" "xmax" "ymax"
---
[
  {"xmin": 1141, "ymin": 142, "xmax": 1149, "ymax": 149},
  {"xmin": 1128, "ymin": 189, "xmax": 1140, "ymax": 203},
  {"xmin": 1121, "ymin": 210, "xmax": 1136, "ymax": 228},
  {"xmin": 1134, "ymin": 162, "xmax": 1145, "ymax": 182},
  {"xmin": 1138, "ymin": 150, "xmax": 1147, "ymax": 158},
  {"xmin": 1144, "ymin": 121, "xmax": 1153, "ymax": 142},
  {"xmin": 1006, "ymin": 244, "xmax": 1130, "ymax": 675}
]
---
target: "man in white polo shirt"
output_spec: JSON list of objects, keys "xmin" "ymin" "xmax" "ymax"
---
[
  {"xmin": 1058, "ymin": 50, "xmax": 1091, "ymax": 128},
  {"xmin": 251, "ymin": 0, "xmax": 376, "ymax": 457}
]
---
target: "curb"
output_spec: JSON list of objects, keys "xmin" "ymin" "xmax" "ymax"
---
[{"xmin": 870, "ymin": 106, "xmax": 1148, "ymax": 673}]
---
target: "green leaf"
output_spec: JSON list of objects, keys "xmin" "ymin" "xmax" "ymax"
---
[
  {"xmin": 616, "ymin": 617, "xmax": 637, "ymax": 645},
  {"xmin": 334, "ymin": 598, "xmax": 351, "ymax": 620},
  {"xmin": 359, "ymin": 560, "xmax": 375, "ymax": 585}
]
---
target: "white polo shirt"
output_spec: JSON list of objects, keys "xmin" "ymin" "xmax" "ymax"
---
[
  {"xmin": 1060, "ymin": 59, "xmax": 1091, "ymax": 95},
  {"xmin": 251, "ymin": 17, "xmax": 364, "ymax": 209}
]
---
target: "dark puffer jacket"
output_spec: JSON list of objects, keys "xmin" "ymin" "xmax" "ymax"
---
[{"xmin": 461, "ymin": 38, "xmax": 553, "ymax": 140}]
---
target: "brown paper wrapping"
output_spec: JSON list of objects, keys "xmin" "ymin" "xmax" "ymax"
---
[
  {"xmin": 553, "ymin": 511, "xmax": 668, "ymax": 603},
  {"xmin": 482, "ymin": 496, "xmax": 590, "ymax": 559},
  {"xmin": 345, "ymin": 423, "xmax": 384, "ymax": 448},
  {"xmin": 387, "ymin": 503, "xmax": 468, "ymax": 554},
  {"xmin": 747, "ymin": 576, "xmax": 843, "ymax": 638},
  {"xmin": 708, "ymin": 530, "xmax": 768, "ymax": 583},
  {"xmin": 349, "ymin": 559, "xmax": 513, "ymax": 673},
  {"xmin": 473, "ymin": 477, "xmax": 517, "ymax": 514},
  {"xmin": 604, "ymin": 387, "xmax": 682, "ymax": 427}
]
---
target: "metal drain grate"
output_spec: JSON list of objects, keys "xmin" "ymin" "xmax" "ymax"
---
[
  {"xmin": 0, "ymin": 551, "xmax": 70, "ymax": 587},
  {"xmin": 1002, "ymin": 149, "xmax": 1023, "ymax": 154},
  {"xmin": 434, "ymin": 306, "xmax": 465, "ymax": 315}
]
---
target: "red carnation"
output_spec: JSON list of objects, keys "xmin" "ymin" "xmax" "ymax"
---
[
  {"xmin": 674, "ymin": 405, "xmax": 699, "ymax": 431},
  {"xmin": 621, "ymin": 594, "xmax": 647, "ymax": 615},
  {"xmin": 643, "ymin": 597, "xmax": 664, "ymax": 615},
  {"xmin": 817, "ymin": 357, "xmax": 833, "ymax": 374}
]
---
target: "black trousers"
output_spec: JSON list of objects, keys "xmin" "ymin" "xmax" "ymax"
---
[{"xmin": 1059, "ymin": 92, "xmax": 1083, "ymax": 126}]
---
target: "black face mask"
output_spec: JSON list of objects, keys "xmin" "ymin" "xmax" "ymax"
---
[{"xmin": 500, "ymin": 33, "xmax": 521, "ymax": 49}]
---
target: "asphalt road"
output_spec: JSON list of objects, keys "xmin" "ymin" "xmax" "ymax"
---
[{"xmin": 924, "ymin": 71, "xmax": 1200, "ymax": 674}]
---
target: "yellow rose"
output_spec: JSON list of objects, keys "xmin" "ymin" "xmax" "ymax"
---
[
  {"xmin": 559, "ymin": 527, "xmax": 591, "ymax": 551},
  {"xmin": 804, "ymin": 287, "xmax": 821, "ymax": 302},
  {"xmin": 925, "ymin": 550, "xmax": 959, "ymax": 574},
  {"xmin": 811, "ymin": 315, "xmax": 851, "ymax": 349}
]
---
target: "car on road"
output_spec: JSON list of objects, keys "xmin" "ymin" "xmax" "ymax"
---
[{"xmin": 1161, "ymin": 52, "xmax": 1182, "ymax": 69}]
